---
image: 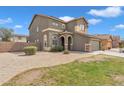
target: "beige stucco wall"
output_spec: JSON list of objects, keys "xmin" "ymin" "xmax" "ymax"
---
[
  {"xmin": 29, "ymin": 16, "xmax": 50, "ymax": 50},
  {"xmin": 72, "ymin": 33, "xmax": 90, "ymax": 51}
]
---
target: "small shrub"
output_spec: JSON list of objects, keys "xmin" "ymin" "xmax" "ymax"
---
[
  {"xmin": 24, "ymin": 46, "xmax": 37, "ymax": 55},
  {"xmin": 63, "ymin": 50, "xmax": 69, "ymax": 54},
  {"xmin": 50, "ymin": 46, "xmax": 64, "ymax": 52}
]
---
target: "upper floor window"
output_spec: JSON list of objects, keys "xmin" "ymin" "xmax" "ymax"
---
[
  {"xmin": 36, "ymin": 26, "xmax": 39, "ymax": 32},
  {"xmin": 62, "ymin": 24, "xmax": 65, "ymax": 29},
  {"xmin": 35, "ymin": 39, "xmax": 39, "ymax": 43},
  {"xmin": 80, "ymin": 25, "xmax": 84, "ymax": 31},
  {"xmin": 75, "ymin": 24, "xmax": 85, "ymax": 32},
  {"xmin": 36, "ymin": 39, "xmax": 39, "ymax": 42},
  {"xmin": 52, "ymin": 22, "xmax": 59, "ymax": 27}
]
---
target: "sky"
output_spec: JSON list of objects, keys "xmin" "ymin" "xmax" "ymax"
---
[{"xmin": 0, "ymin": 6, "xmax": 124, "ymax": 39}]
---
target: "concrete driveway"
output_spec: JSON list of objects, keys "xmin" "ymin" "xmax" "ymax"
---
[
  {"xmin": 90, "ymin": 49, "xmax": 124, "ymax": 57},
  {"xmin": 0, "ymin": 52, "xmax": 92, "ymax": 85}
]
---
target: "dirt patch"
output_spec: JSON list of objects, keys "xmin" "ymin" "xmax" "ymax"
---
[
  {"xmin": 11, "ymin": 69, "xmax": 46, "ymax": 85},
  {"xmin": 112, "ymin": 75, "xmax": 124, "ymax": 85},
  {"xmin": 78, "ymin": 55, "xmax": 112, "ymax": 62},
  {"xmin": 4, "ymin": 68, "xmax": 57, "ymax": 85},
  {"xmin": 113, "ymin": 75, "xmax": 124, "ymax": 82}
]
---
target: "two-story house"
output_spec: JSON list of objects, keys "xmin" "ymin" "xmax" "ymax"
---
[{"xmin": 28, "ymin": 14, "xmax": 101, "ymax": 51}]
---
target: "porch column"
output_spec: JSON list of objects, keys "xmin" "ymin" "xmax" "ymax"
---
[{"xmin": 64, "ymin": 35, "xmax": 68, "ymax": 51}]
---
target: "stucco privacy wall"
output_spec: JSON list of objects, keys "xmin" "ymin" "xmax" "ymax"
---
[{"xmin": 0, "ymin": 42, "xmax": 36, "ymax": 52}]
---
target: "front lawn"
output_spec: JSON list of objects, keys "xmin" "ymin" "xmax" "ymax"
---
[{"xmin": 3, "ymin": 55, "xmax": 124, "ymax": 86}]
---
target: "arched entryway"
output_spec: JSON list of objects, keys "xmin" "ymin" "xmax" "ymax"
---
[
  {"xmin": 60, "ymin": 36, "xmax": 65, "ymax": 50},
  {"xmin": 68, "ymin": 36, "xmax": 72, "ymax": 50}
]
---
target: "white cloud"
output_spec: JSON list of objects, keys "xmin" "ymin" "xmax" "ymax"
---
[
  {"xmin": 115, "ymin": 24, "xmax": 124, "ymax": 29},
  {"xmin": 111, "ymin": 24, "xmax": 124, "ymax": 31},
  {"xmin": 88, "ymin": 7, "xmax": 123, "ymax": 17},
  {"xmin": 14, "ymin": 25, "xmax": 23, "ymax": 29},
  {"xmin": 0, "ymin": 17, "xmax": 13, "ymax": 24},
  {"xmin": 59, "ymin": 16, "xmax": 74, "ymax": 22},
  {"xmin": 88, "ymin": 19, "xmax": 102, "ymax": 25}
]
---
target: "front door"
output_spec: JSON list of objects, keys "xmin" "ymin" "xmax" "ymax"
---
[
  {"xmin": 60, "ymin": 36, "xmax": 65, "ymax": 49},
  {"xmin": 68, "ymin": 36, "xmax": 72, "ymax": 50}
]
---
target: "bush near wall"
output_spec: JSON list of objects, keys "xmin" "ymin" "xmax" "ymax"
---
[
  {"xmin": 24, "ymin": 46, "xmax": 37, "ymax": 55},
  {"xmin": 50, "ymin": 46, "xmax": 64, "ymax": 52}
]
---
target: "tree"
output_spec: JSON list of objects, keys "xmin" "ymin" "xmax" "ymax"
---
[{"xmin": 0, "ymin": 28, "xmax": 14, "ymax": 41}]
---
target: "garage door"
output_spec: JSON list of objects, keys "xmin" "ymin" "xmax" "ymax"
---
[{"xmin": 90, "ymin": 41, "xmax": 100, "ymax": 51}]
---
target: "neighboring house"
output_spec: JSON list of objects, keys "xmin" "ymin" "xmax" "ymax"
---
[
  {"xmin": 121, "ymin": 40, "xmax": 124, "ymax": 45},
  {"xmin": 28, "ymin": 14, "xmax": 101, "ymax": 51},
  {"xmin": 96, "ymin": 34, "xmax": 113, "ymax": 50},
  {"xmin": 10, "ymin": 34, "xmax": 28, "ymax": 42},
  {"xmin": 112, "ymin": 36, "xmax": 120, "ymax": 48}
]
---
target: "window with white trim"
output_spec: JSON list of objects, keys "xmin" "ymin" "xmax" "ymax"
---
[
  {"xmin": 35, "ymin": 39, "xmax": 39, "ymax": 43},
  {"xmin": 52, "ymin": 36, "xmax": 58, "ymax": 46},
  {"xmin": 52, "ymin": 22, "xmax": 58, "ymax": 26},
  {"xmin": 43, "ymin": 34, "xmax": 47, "ymax": 47},
  {"xmin": 80, "ymin": 25, "xmax": 84, "ymax": 31},
  {"xmin": 36, "ymin": 26, "xmax": 39, "ymax": 32},
  {"xmin": 36, "ymin": 39, "xmax": 39, "ymax": 42},
  {"xmin": 62, "ymin": 24, "xmax": 65, "ymax": 29},
  {"xmin": 75, "ymin": 24, "xmax": 85, "ymax": 32}
]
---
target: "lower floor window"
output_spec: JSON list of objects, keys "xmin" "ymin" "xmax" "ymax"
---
[
  {"xmin": 52, "ymin": 35, "xmax": 58, "ymax": 46},
  {"xmin": 44, "ymin": 34, "xmax": 47, "ymax": 47},
  {"xmin": 44, "ymin": 41, "xmax": 47, "ymax": 47},
  {"xmin": 52, "ymin": 40, "xmax": 57, "ymax": 46}
]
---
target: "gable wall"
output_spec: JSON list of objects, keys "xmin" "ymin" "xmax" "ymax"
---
[
  {"xmin": 73, "ymin": 33, "xmax": 90, "ymax": 51},
  {"xmin": 48, "ymin": 18, "xmax": 65, "ymax": 30},
  {"xmin": 66, "ymin": 19, "xmax": 88, "ymax": 33},
  {"xmin": 29, "ymin": 16, "xmax": 50, "ymax": 50}
]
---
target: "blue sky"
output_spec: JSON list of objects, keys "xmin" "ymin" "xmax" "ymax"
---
[{"xmin": 0, "ymin": 6, "xmax": 124, "ymax": 39}]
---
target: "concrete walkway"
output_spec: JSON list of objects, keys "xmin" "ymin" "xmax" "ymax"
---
[
  {"xmin": 89, "ymin": 50, "xmax": 124, "ymax": 57},
  {"xmin": 0, "ymin": 52, "xmax": 92, "ymax": 85}
]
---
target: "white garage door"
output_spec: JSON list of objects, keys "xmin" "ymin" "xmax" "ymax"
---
[{"xmin": 90, "ymin": 41, "xmax": 100, "ymax": 51}]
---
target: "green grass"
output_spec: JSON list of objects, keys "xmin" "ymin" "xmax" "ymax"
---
[{"xmin": 3, "ymin": 55, "xmax": 124, "ymax": 86}]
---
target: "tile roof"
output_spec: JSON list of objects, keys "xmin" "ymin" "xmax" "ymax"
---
[
  {"xmin": 75, "ymin": 32, "xmax": 101, "ymax": 40},
  {"xmin": 28, "ymin": 14, "xmax": 88, "ymax": 29},
  {"xmin": 95, "ymin": 34, "xmax": 112, "ymax": 40}
]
